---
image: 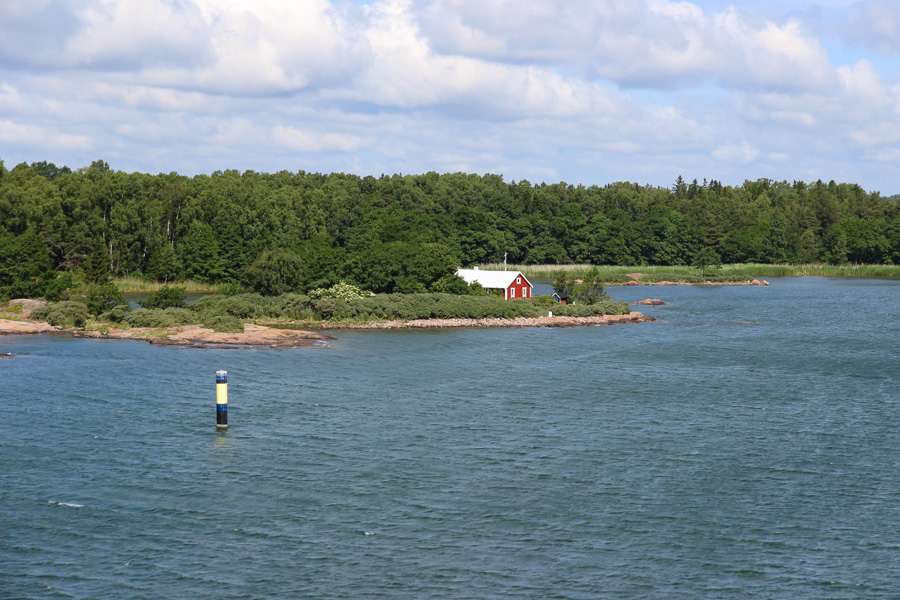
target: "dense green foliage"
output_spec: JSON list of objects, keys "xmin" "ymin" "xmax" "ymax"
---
[
  {"xmin": 139, "ymin": 286, "xmax": 188, "ymax": 309},
  {"xmin": 551, "ymin": 267, "xmax": 612, "ymax": 304},
  {"xmin": 34, "ymin": 291, "xmax": 629, "ymax": 330},
  {"xmin": 245, "ymin": 250, "xmax": 305, "ymax": 296},
  {"xmin": 30, "ymin": 301, "xmax": 90, "ymax": 328},
  {"xmin": 2, "ymin": 158, "xmax": 899, "ymax": 302},
  {"xmin": 692, "ymin": 247, "xmax": 723, "ymax": 278}
]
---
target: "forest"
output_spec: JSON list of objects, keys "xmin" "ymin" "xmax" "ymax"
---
[{"xmin": 2, "ymin": 157, "xmax": 899, "ymax": 301}]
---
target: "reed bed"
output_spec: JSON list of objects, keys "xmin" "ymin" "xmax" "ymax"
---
[
  {"xmin": 481, "ymin": 263, "xmax": 900, "ymax": 281},
  {"xmin": 721, "ymin": 263, "xmax": 900, "ymax": 278},
  {"xmin": 113, "ymin": 276, "xmax": 221, "ymax": 293}
]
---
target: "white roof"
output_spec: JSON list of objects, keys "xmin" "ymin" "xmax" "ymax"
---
[{"xmin": 456, "ymin": 268, "xmax": 532, "ymax": 290}]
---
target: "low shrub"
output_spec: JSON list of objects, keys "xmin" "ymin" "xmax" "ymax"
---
[
  {"xmin": 314, "ymin": 297, "xmax": 359, "ymax": 320},
  {"xmin": 308, "ymin": 281, "xmax": 372, "ymax": 301},
  {"xmin": 98, "ymin": 305, "xmax": 131, "ymax": 323},
  {"xmin": 3, "ymin": 303, "xmax": 23, "ymax": 314},
  {"xmin": 30, "ymin": 301, "xmax": 91, "ymax": 328},
  {"xmin": 273, "ymin": 294, "xmax": 315, "ymax": 320},
  {"xmin": 77, "ymin": 283, "xmax": 128, "ymax": 317},
  {"xmin": 191, "ymin": 293, "xmax": 280, "ymax": 320},
  {"xmin": 338, "ymin": 293, "xmax": 556, "ymax": 321},
  {"xmin": 43, "ymin": 272, "xmax": 73, "ymax": 302},
  {"xmin": 203, "ymin": 315, "xmax": 244, "ymax": 333},
  {"xmin": 139, "ymin": 286, "xmax": 187, "ymax": 309},
  {"xmin": 217, "ymin": 282, "xmax": 246, "ymax": 297},
  {"xmin": 553, "ymin": 300, "xmax": 630, "ymax": 317},
  {"xmin": 125, "ymin": 307, "xmax": 197, "ymax": 328}
]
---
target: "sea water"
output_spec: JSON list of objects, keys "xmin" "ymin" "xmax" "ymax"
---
[{"xmin": 2, "ymin": 277, "xmax": 899, "ymax": 599}]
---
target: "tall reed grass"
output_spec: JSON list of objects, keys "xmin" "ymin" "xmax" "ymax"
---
[
  {"xmin": 113, "ymin": 276, "xmax": 222, "ymax": 293},
  {"xmin": 480, "ymin": 263, "xmax": 900, "ymax": 281},
  {"xmin": 721, "ymin": 263, "xmax": 900, "ymax": 278}
]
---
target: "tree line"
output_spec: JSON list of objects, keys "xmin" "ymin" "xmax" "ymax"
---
[{"xmin": 2, "ymin": 159, "xmax": 899, "ymax": 298}]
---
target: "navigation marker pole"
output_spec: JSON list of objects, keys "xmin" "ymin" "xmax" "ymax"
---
[{"xmin": 216, "ymin": 370, "xmax": 228, "ymax": 428}]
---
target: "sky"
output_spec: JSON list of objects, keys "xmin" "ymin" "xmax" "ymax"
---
[{"xmin": 1, "ymin": 0, "xmax": 899, "ymax": 194}]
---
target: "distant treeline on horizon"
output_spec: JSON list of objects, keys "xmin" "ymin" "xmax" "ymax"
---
[{"xmin": 2, "ymin": 158, "xmax": 899, "ymax": 292}]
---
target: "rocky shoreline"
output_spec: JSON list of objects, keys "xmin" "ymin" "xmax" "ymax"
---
[
  {"xmin": 320, "ymin": 311, "xmax": 654, "ymax": 330},
  {"xmin": 0, "ymin": 318, "xmax": 332, "ymax": 348},
  {"xmin": 0, "ymin": 310, "xmax": 653, "ymax": 349}
]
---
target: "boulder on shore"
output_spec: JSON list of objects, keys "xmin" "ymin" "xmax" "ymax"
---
[
  {"xmin": 634, "ymin": 298, "xmax": 665, "ymax": 306},
  {"xmin": 0, "ymin": 318, "xmax": 57, "ymax": 334}
]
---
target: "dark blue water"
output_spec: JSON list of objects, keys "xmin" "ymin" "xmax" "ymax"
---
[{"xmin": 3, "ymin": 277, "xmax": 899, "ymax": 599}]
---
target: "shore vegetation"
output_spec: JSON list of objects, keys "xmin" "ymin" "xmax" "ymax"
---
[
  {"xmin": 2, "ymin": 158, "xmax": 899, "ymax": 306},
  {"xmin": 25, "ymin": 290, "xmax": 630, "ymax": 332}
]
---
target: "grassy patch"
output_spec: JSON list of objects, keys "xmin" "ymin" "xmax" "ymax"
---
[
  {"xmin": 113, "ymin": 276, "xmax": 221, "ymax": 293},
  {"xmin": 721, "ymin": 263, "xmax": 900, "ymax": 278},
  {"xmin": 2, "ymin": 303, "xmax": 24, "ymax": 314}
]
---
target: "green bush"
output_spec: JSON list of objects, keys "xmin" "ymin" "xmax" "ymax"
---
[
  {"xmin": 215, "ymin": 296, "xmax": 262, "ymax": 319},
  {"xmin": 124, "ymin": 309, "xmax": 171, "ymax": 328},
  {"xmin": 43, "ymin": 272, "xmax": 73, "ymax": 302},
  {"xmin": 217, "ymin": 282, "xmax": 246, "ymax": 297},
  {"xmin": 30, "ymin": 301, "xmax": 90, "ymax": 328},
  {"xmin": 245, "ymin": 249, "xmax": 304, "ymax": 296},
  {"xmin": 553, "ymin": 301, "xmax": 630, "ymax": 317},
  {"xmin": 314, "ymin": 297, "xmax": 359, "ymax": 320},
  {"xmin": 139, "ymin": 286, "xmax": 187, "ymax": 309},
  {"xmin": 334, "ymin": 293, "xmax": 569, "ymax": 321},
  {"xmin": 191, "ymin": 293, "xmax": 279, "ymax": 320},
  {"xmin": 98, "ymin": 305, "xmax": 131, "ymax": 323},
  {"xmin": 124, "ymin": 307, "xmax": 196, "ymax": 328},
  {"xmin": 164, "ymin": 308, "xmax": 196, "ymax": 324},
  {"xmin": 203, "ymin": 315, "xmax": 244, "ymax": 333},
  {"xmin": 186, "ymin": 290, "xmax": 630, "ymax": 323},
  {"xmin": 308, "ymin": 281, "xmax": 372, "ymax": 301},
  {"xmin": 273, "ymin": 294, "xmax": 315, "ymax": 319},
  {"xmin": 83, "ymin": 283, "xmax": 128, "ymax": 317}
]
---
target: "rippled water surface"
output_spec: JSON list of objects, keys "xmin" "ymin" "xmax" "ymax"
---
[{"xmin": 3, "ymin": 277, "xmax": 900, "ymax": 599}]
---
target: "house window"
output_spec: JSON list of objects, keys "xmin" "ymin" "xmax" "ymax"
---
[
  {"xmin": 517, "ymin": 277, "xmax": 521, "ymax": 284},
  {"xmin": 523, "ymin": 287, "xmax": 529, "ymax": 298},
  {"xmin": 510, "ymin": 288, "xmax": 515, "ymax": 298}
]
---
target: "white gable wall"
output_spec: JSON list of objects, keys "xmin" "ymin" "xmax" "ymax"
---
[{"xmin": 456, "ymin": 268, "xmax": 533, "ymax": 300}]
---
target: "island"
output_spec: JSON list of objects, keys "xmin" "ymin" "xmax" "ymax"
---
[{"xmin": 0, "ymin": 297, "xmax": 653, "ymax": 349}]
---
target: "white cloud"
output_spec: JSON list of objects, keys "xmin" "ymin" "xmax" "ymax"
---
[
  {"xmin": 415, "ymin": 0, "xmax": 838, "ymax": 92},
  {"xmin": 841, "ymin": 0, "xmax": 900, "ymax": 55},
  {"xmin": 344, "ymin": 0, "xmax": 627, "ymax": 119},
  {"xmin": 712, "ymin": 141, "xmax": 759, "ymax": 163},
  {"xmin": 0, "ymin": 119, "xmax": 92, "ymax": 150},
  {"xmin": 64, "ymin": 0, "xmax": 211, "ymax": 69},
  {"xmin": 3, "ymin": 0, "xmax": 372, "ymax": 96},
  {"xmin": 0, "ymin": 83, "xmax": 27, "ymax": 112},
  {"xmin": 272, "ymin": 126, "xmax": 369, "ymax": 152},
  {"xmin": 1, "ymin": 0, "xmax": 898, "ymax": 193},
  {"xmin": 837, "ymin": 60, "xmax": 895, "ymax": 114}
]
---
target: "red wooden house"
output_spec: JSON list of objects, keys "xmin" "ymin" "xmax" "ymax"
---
[{"xmin": 455, "ymin": 268, "xmax": 533, "ymax": 300}]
